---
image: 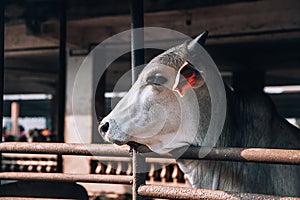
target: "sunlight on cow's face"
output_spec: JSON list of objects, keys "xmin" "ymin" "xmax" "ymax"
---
[{"xmin": 99, "ymin": 46, "xmax": 204, "ymax": 153}]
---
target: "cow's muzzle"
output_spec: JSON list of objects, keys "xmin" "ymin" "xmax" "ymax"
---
[{"xmin": 98, "ymin": 119, "xmax": 131, "ymax": 145}]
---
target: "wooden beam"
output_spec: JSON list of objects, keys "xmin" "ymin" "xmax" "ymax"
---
[
  {"xmin": 6, "ymin": 0, "xmax": 300, "ymax": 49},
  {"xmin": 5, "ymin": 24, "xmax": 59, "ymax": 50},
  {"xmin": 144, "ymin": 0, "xmax": 300, "ymax": 43},
  {"xmin": 41, "ymin": 16, "xmax": 131, "ymax": 48},
  {"xmin": 65, "ymin": 0, "xmax": 300, "ymax": 46},
  {"xmin": 4, "ymin": 80, "xmax": 55, "ymax": 94},
  {"xmin": 5, "ymin": 68, "xmax": 56, "ymax": 81},
  {"xmin": 5, "ymin": 57, "xmax": 57, "ymax": 70},
  {"xmin": 41, "ymin": 20, "xmax": 84, "ymax": 48}
]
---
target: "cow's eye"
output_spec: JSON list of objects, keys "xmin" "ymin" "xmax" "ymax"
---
[{"xmin": 146, "ymin": 75, "xmax": 168, "ymax": 86}]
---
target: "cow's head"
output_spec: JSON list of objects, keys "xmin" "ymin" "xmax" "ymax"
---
[{"xmin": 98, "ymin": 32, "xmax": 211, "ymax": 154}]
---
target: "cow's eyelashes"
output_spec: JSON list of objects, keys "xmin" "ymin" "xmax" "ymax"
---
[{"xmin": 146, "ymin": 75, "xmax": 168, "ymax": 86}]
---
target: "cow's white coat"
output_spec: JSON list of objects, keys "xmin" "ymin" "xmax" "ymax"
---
[{"xmin": 99, "ymin": 38, "xmax": 300, "ymax": 197}]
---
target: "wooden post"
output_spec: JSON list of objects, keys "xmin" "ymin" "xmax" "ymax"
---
[{"xmin": 11, "ymin": 102, "xmax": 20, "ymax": 135}]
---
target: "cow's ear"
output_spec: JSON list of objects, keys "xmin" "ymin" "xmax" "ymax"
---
[{"xmin": 173, "ymin": 61, "xmax": 204, "ymax": 97}]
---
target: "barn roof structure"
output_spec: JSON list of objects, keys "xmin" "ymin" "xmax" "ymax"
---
[{"xmin": 3, "ymin": 0, "xmax": 300, "ymax": 119}]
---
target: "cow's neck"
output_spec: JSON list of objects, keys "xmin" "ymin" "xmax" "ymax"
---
[
  {"xmin": 177, "ymin": 159, "xmax": 243, "ymax": 190},
  {"xmin": 177, "ymin": 84, "xmax": 241, "ymax": 190},
  {"xmin": 187, "ymin": 83, "xmax": 236, "ymax": 146}
]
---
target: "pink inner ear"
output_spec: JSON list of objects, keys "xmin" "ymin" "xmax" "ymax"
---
[
  {"xmin": 173, "ymin": 74, "xmax": 196, "ymax": 96},
  {"xmin": 172, "ymin": 61, "xmax": 198, "ymax": 97}
]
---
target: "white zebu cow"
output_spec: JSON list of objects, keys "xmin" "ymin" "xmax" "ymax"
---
[{"xmin": 99, "ymin": 32, "xmax": 300, "ymax": 196}]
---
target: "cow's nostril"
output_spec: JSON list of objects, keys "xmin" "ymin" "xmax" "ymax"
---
[{"xmin": 101, "ymin": 122, "xmax": 109, "ymax": 132}]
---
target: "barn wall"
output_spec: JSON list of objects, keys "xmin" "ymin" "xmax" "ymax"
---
[{"xmin": 64, "ymin": 53, "xmax": 92, "ymax": 174}]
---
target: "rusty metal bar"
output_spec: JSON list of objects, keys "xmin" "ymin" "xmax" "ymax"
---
[
  {"xmin": 0, "ymin": 143, "xmax": 299, "ymax": 164},
  {"xmin": 132, "ymin": 149, "xmax": 147, "ymax": 200},
  {"xmin": 0, "ymin": 198, "xmax": 75, "ymax": 200},
  {"xmin": 0, "ymin": 143, "xmax": 130, "ymax": 156},
  {"xmin": 178, "ymin": 146, "xmax": 300, "ymax": 165},
  {"xmin": 138, "ymin": 185, "xmax": 300, "ymax": 200},
  {"xmin": 89, "ymin": 156, "xmax": 176, "ymax": 164},
  {"xmin": 0, "ymin": 198, "xmax": 71, "ymax": 200},
  {"xmin": 0, "ymin": 172, "xmax": 132, "ymax": 185},
  {"xmin": 0, "ymin": 198, "xmax": 69, "ymax": 200},
  {"xmin": 136, "ymin": 145, "xmax": 300, "ymax": 164}
]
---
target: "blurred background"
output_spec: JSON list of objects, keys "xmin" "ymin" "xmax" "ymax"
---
[{"xmin": 1, "ymin": 0, "xmax": 300, "ymax": 199}]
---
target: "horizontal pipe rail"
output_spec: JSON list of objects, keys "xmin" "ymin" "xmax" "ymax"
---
[
  {"xmin": 0, "ymin": 172, "xmax": 132, "ymax": 185},
  {"xmin": 0, "ymin": 143, "xmax": 130, "ymax": 156},
  {"xmin": 0, "ymin": 198, "xmax": 67, "ymax": 200},
  {"xmin": 1, "ymin": 143, "xmax": 299, "ymax": 165},
  {"xmin": 91, "ymin": 156, "xmax": 176, "ymax": 164},
  {"xmin": 138, "ymin": 185, "xmax": 300, "ymax": 200},
  {"xmin": 0, "ymin": 143, "xmax": 299, "ymax": 199},
  {"xmin": 179, "ymin": 146, "xmax": 300, "ymax": 165},
  {"xmin": 0, "ymin": 198, "xmax": 65, "ymax": 200}
]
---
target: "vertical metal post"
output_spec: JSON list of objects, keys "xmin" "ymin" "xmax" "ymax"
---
[
  {"xmin": 130, "ymin": 0, "xmax": 146, "ymax": 199},
  {"xmin": 130, "ymin": 0, "xmax": 144, "ymax": 84},
  {"xmin": 0, "ymin": 0, "xmax": 5, "ymax": 180},
  {"xmin": 132, "ymin": 150, "xmax": 147, "ymax": 200},
  {"xmin": 56, "ymin": 0, "xmax": 67, "ymax": 172}
]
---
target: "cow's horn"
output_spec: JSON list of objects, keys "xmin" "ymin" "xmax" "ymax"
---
[{"xmin": 187, "ymin": 31, "xmax": 208, "ymax": 52}]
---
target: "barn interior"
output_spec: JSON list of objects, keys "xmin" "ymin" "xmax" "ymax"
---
[{"xmin": 1, "ymin": 0, "xmax": 300, "ymax": 198}]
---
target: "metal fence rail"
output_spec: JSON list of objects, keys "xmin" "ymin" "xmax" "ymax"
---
[
  {"xmin": 138, "ymin": 185, "xmax": 300, "ymax": 200},
  {"xmin": 179, "ymin": 146, "xmax": 300, "ymax": 164},
  {"xmin": 0, "ymin": 142, "xmax": 130, "ymax": 156},
  {"xmin": 1, "ymin": 142, "xmax": 300, "ymax": 199},
  {"xmin": 1, "ymin": 142, "xmax": 300, "ymax": 164},
  {"xmin": 0, "ymin": 172, "xmax": 132, "ymax": 184}
]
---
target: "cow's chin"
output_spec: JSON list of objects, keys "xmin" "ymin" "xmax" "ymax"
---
[
  {"xmin": 106, "ymin": 137, "xmax": 187, "ymax": 157},
  {"xmin": 107, "ymin": 138, "xmax": 127, "ymax": 146},
  {"xmin": 127, "ymin": 141, "xmax": 152, "ymax": 152}
]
